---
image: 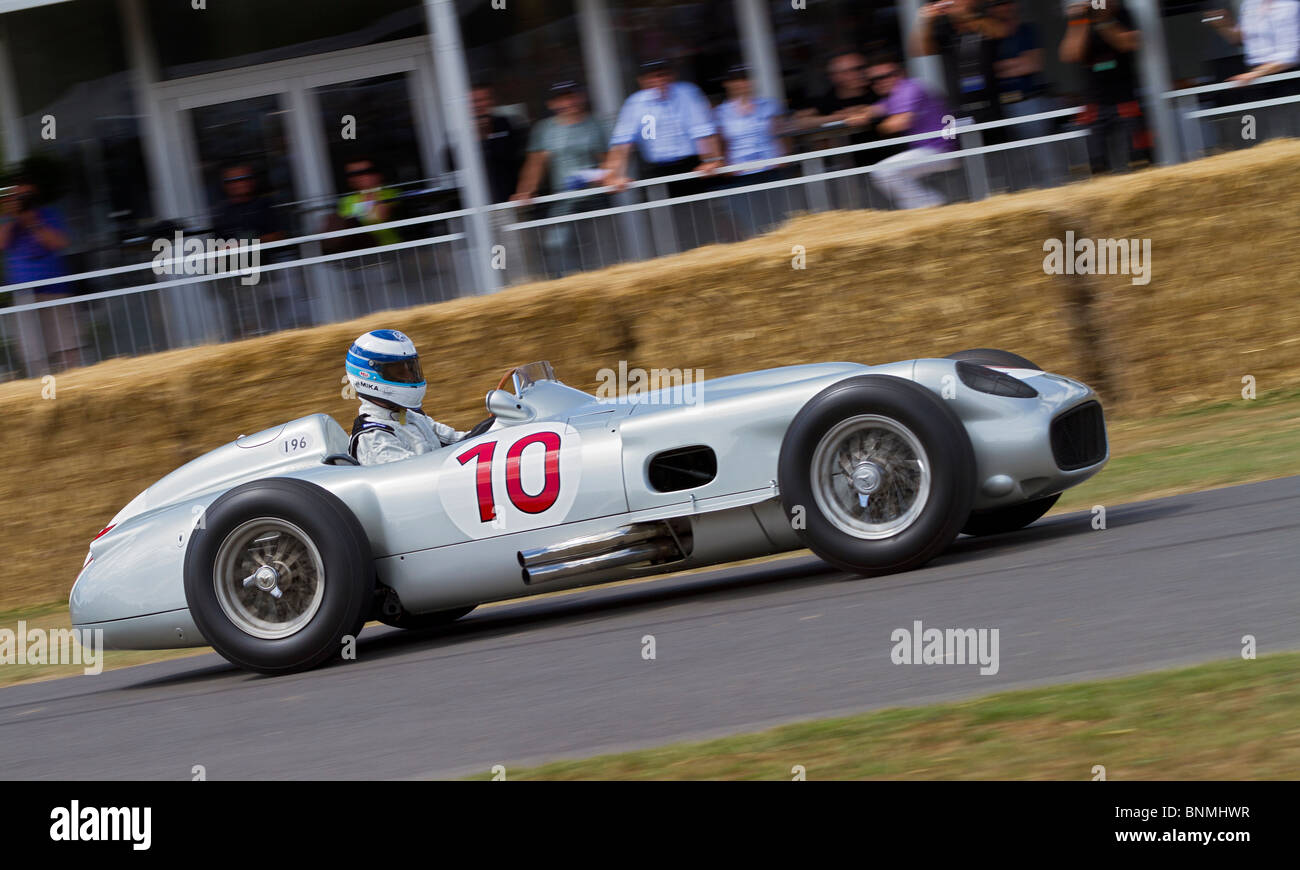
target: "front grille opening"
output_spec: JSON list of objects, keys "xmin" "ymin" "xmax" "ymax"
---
[
  {"xmin": 648, "ymin": 445, "xmax": 717, "ymax": 492},
  {"xmin": 1050, "ymin": 401, "xmax": 1107, "ymax": 470}
]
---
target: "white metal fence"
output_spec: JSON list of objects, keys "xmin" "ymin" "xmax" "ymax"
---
[{"xmin": 2, "ymin": 75, "xmax": 1296, "ymax": 380}]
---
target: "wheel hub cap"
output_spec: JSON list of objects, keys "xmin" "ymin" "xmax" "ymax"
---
[
  {"xmin": 809, "ymin": 414, "xmax": 932, "ymax": 540},
  {"xmin": 214, "ymin": 518, "xmax": 325, "ymax": 640},
  {"xmin": 851, "ymin": 461, "xmax": 884, "ymax": 496}
]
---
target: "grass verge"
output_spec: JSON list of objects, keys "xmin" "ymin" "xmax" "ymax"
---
[{"xmin": 484, "ymin": 653, "xmax": 1300, "ymax": 780}]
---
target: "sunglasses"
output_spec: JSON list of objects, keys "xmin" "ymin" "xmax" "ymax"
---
[{"xmin": 223, "ymin": 174, "xmax": 254, "ymax": 182}]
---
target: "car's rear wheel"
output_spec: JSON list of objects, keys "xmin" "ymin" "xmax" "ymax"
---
[
  {"xmin": 945, "ymin": 348, "xmax": 1040, "ymax": 369},
  {"xmin": 961, "ymin": 493, "xmax": 1060, "ymax": 537},
  {"xmin": 379, "ymin": 606, "xmax": 475, "ymax": 630},
  {"xmin": 778, "ymin": 375, "xmax": 975, "ymax": 575},
  {"xmin": 184, "ymin": 478, "xmax": 374, "ymax": 674}
]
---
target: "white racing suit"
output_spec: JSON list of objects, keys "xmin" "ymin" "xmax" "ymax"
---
[{"xmin": 349, "ymin": 398, "xmax": 465, "ymax": 465}]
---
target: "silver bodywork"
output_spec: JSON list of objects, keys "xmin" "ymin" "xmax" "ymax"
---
[{"xmin": 70, "ymin": 360, "xmax": 1106, "ymax": 649}]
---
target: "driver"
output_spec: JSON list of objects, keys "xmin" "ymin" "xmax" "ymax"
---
[{"xmin": 345, "ymin": 329, "xmax": 465, "ymax": 464}]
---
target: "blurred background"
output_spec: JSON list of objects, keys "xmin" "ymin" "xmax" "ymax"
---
[{"xmin": 0, "ymin": 0, "xmax": 1297, "ymax": 380}]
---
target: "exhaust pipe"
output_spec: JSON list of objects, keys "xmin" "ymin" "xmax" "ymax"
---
[
  {"xmin": 518, "ymin": 520, "xmax": 690, "ymax": 585},
  {"xmin": 517, "ymin": 524, "xmax": 664, "ymax": 568},
  {"xmin": 522, "ymin": 540, "xmax": 677, "ymax": 585}
]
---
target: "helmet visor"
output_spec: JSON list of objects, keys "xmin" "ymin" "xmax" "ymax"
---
[{"xmin": 374, "ymin": 356, "xmax": 423, "ymax": 385}]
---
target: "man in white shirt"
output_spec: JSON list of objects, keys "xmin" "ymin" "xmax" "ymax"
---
[
  {"xmin": 602, "ymin": 59, "xmax": 723, "ymax": 195},
  {"xmin": 1207, "ymin": 1, "xmax": 1300, "ymax": 84}
]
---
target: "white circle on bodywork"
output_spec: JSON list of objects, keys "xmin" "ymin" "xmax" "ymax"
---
[{"xmin": 438, "ymin": 422, "xmax": 582, "ymax": 539}]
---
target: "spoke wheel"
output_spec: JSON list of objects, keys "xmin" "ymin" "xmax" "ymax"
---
[
  {"xmin": 811, "ymin": 415, "xmax": 931, "ymax": 540},
  {"xmin": 214, "ymin": 518, "xmax": 325, "ymax": 640},
  {"xmin": 184, "ymin": 478, "xmax": 374, "ymax": 675},
  {"xmin": 778, "ymin": 374, "xmax": 974, "ymax": 576}
]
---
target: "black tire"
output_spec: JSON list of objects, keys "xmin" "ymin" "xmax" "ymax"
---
[
  {"xmin": 945, "ymin": 348, "xmax": 1040, "ymax": 369},
  {"xmin": 778, "ymin": 375, "xmax": 975, "ymax": 576},
  {"xmin": 379, "ymin": 605, "xmax": 475, "ymax": 630},
  {"xmin": 961, "ymin": 493, "xmax": 1060, "ymax": 537},
  {"xmin": 184, "ymin": 478, "xmax": 374, "ymax": 675}
]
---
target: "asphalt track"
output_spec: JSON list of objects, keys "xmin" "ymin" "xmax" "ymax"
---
[{"xmin": 1, "ymin": 477, "xmax": 1297, "ymax": 780}]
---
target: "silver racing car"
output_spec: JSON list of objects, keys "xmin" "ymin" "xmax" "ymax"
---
[{"xmin": 70, "ymin": 349, "xmax": 1108, "ymax": 673}]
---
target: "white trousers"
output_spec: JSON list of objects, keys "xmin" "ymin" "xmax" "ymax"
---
[{"xmin": 872, "ymin": 144, "xmax": 957, "ymax": 210}]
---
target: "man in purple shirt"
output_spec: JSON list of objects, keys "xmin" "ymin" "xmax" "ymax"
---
[{"xmin": 861, "ymin": 53, "xmax": 958, "ymax": 209}]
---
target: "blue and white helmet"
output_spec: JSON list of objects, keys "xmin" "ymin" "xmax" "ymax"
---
[{"xmin": 345, "ymin": 329, "xmax": 426, "ymax": 410}]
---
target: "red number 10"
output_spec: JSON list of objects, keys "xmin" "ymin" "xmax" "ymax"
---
[{"xmin": 457, "ymin": 432, "xmax": 562, "ymax": 523}]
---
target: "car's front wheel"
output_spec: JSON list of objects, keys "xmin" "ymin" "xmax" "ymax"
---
[
  {"xmin": 778, "ymin": 375, "xmax": 975, "ymax": 575},
  {"xmin": 184, "ymin": 478, "xmax": 374, "ymax": 674}
]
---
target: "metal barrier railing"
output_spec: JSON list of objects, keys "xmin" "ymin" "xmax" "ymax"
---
[
  {"xmin": 0, "ymin": 103, "xmax": 1116, "ymax": 380},
  {"xmin": 1163, "ymin": 69, "xmax": 1300, "ymax": 161}
]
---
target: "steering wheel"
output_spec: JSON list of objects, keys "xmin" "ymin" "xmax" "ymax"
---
[{"xmin": 495, "ymin": 366, "xmax": 521, "ymax": 394}]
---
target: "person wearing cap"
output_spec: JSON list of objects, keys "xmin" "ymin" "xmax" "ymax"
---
[
  {"xmin": 512, "ymin": 81, "xmax": 607, "ymax": 276},
  {"xmin": 713, "ymin": 64, "xmax": 788, "ymax": 235},
  {"xmin": 601, "ymin": 59, "xmax": 723, "ymax": 196},
  {"xmin": 513, "ymin": 81, "xmax": 606, "ymax": 205}
]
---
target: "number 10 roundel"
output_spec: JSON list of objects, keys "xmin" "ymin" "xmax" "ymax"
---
[{"xmin": 438, "ymin": 423, "xmax": 583, "ymax": 538}]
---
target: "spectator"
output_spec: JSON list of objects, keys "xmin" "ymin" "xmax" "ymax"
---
[
  {"xmin": 211, "ymin": 163, "xmax": 306, "ymax": 335},
  {"xmin": 336, "ymin": 158, "xmax": 400, "ymax": 247},
  {"xmin": 512, "ymin": 82, "xmax": 606, "ymax": 203},
  {"xmin": 713, "ymin": 64, "xmax": 788, "ymax": 235},
  {"xmin": 715, "ymin": 65, "xmax": 785, "ymax": 175},
  {"xmin": 512, "ymin": 81, "xmax": 607, "ymax": 277},
  {"xmin": 0, "ymin": 170, "xmax": 79, "ymax": 373},
  {"xmin": 602, "ymin": 59, "xmax": 723, "ymax": 196},
  {"xmin": 1205, "ymin": 2, "xmax": 1300, "ymax": 86},
  {"xmin": 792, "ymin": 50, "xmax": 878, "ymax": 149},
  {"xmin": 471, "ymin": 84, "xmax": 527, "ymax": 204},
  {"xmin": 989, "ymin": 0, "xmax": 1062, "ymax": 185},
  {"xmin": 910, "ymin": 0, "xmax": 1011, "ymax": 127},
  {"xmin": 861, "ymin": 52, "xmax": 958, "ymax": 209},
  {"xmin": 1060, "ymin": 0, "xmax": 1144, "ymax": 174}
]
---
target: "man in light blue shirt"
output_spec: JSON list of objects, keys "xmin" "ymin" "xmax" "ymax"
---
[
  {"xmin": 602, "ymin": 60, "xmax": 723, "ymax": 195},
  {"xmin": 713, "ymin": 64, "xmax": 789, "ymax": 237}
]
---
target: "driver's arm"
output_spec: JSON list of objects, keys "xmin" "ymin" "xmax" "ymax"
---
[
  {"xmin": 431, "ymin": 419, "xmax": 467, "ymax": 446},
  {"xmin": 351, "ymin": 426, "xmax": 416, "ymax": 465}
]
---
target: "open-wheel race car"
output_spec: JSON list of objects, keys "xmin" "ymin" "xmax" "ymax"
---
[{"xmin": 70, "ymin": 349, "xmax": 1108, "ymax": 673}]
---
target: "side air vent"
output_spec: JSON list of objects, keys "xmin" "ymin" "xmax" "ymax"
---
[
  {"xmin": 955, "ymin": 361, "xmax": 1039, "ymax": 398},
  {"xmin": 647, "ymin": 445, "xmax": 717, "ymax": 492}
]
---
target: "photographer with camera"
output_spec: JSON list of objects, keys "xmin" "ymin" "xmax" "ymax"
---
[
  {"xmin": 0, "ymin": 170, "xmax": 79, "ymax": 373},
  {"xmin": 1060, "ymin": 0, "xmax": 1144, "ymax": 173},
  {"xmin": 911, "ymin": 0, "xmax": 1013, "ymax": 128}
]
